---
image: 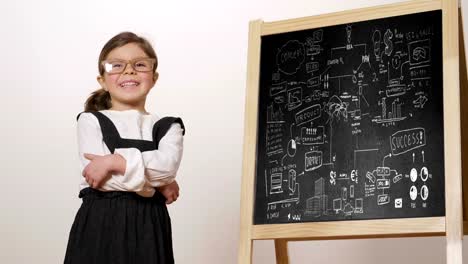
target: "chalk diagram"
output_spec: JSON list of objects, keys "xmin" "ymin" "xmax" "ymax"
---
[{"xmin": 257, "ymin": 11, "xmax": 444, "ymax": 224}]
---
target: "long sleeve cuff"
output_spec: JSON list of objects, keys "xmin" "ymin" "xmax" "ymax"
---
[{"xmin": 110, "ymin": 148, "xmax": 147, "ymax": 192}]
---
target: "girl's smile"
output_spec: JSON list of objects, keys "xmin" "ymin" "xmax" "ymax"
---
[{"xmin": 119, "ymin": 79, "xmax": 141, "ymax": 89}]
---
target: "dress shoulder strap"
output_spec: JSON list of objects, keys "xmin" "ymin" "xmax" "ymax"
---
[
  {"xmin": 76, "ymin": 111, "xmax": 121, "ymax": 153},
  {"xmin": 152, "ymin": 117, "xmax": 185, "ymax": 148},
  {"xmin": 76, "ymin": 112, "xmax": 184, "ymax": 153}
]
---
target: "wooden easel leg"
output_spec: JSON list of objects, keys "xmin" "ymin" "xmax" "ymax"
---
[
  {"xmin": 238, "ymin": 18, "xmax": 263, "ymax": 264},
  {"xmin": 274, "ymin": 239, "xmax": 289, "ymax": 264},
  {"xmin": 459, "ymin": 5, "xmax": 468, "ymax": 232},
  {"xmin": 238, "ymin": 238, "xmax": 253, "ymax": 264},
  {"xmin": 444, "ymin": 1, "xmax": 464, "ymax": 263}
]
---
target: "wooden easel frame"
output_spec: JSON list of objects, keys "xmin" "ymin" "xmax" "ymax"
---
[{"xmin": 238, "ymin": 0, "xmax": 463, "ymax": 263}]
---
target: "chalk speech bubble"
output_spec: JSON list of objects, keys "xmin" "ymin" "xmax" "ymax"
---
[
  {"xmin": 276, "ymin": 40, "xmax": 305, "ymax": 75},
  {"xmin": 390, "ymin": 127, "xmax": 426, "ymax": 156}
]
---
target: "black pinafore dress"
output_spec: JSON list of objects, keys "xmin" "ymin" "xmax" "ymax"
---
[{"xmin": 64, "ymin": 111, "xmax": 185, "ymax": 264}]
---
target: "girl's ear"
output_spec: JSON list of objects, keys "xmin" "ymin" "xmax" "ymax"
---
[
  {"xmin": 153, "ymin": 72, "xmax": 159, "ymax": 83},
  {"xmin": 97, "ymin": 75, "xmax": 107, "ymax": 91}
]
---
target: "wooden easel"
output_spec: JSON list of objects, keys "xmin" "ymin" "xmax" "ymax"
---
[{"xmin": 238, "ymin": 0, "xmax": 464, "ymax": 263}]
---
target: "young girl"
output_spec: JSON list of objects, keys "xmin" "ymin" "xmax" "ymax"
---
[{"xmin": 64, "ymin": 32, "xmax": 184, "ymax": 264}]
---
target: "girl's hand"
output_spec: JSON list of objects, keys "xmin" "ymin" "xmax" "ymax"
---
[
  {"xmin": 157, "ymin": 180, "xmax": 180, "ymax": 204},
  {"xmin": 82, "ymin": 153, "xmax": 125, "ymax": 188}
]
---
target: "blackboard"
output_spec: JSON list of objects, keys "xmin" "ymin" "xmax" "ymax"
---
[{"xmin": 254, "ymin": 10, "xmax": 445, "ymax": 224}]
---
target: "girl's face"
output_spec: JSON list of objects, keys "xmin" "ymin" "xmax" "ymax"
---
[{"xmin": 97, "ymin": 43, "xmax": 157, "ymax": 110}]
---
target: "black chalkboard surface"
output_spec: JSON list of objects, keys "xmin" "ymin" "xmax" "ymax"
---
[{"xmin": 254, "ymin": 10, "xmax": 444, "ymax": 224}]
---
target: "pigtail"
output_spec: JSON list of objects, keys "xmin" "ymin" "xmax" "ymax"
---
[{"xmin": 84, "ymin": 88, "xmax": 112, "ymax": 111}]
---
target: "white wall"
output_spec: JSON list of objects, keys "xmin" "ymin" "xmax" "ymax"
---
[{"xmin": 1, "ymin": 0, "xmax": 467, "ymax": 263}]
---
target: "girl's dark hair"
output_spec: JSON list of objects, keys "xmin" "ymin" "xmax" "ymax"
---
[{"xmin": 84, "ymin": 32, "xmax": 158, "ymax": 111}]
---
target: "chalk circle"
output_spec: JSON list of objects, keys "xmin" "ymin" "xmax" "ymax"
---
[
  {"xmin": 420, "ymin": 185, "xmax": 429, "ymax": 201},
  {"xmin": 420, "ymin": 167, "xmax": 429, "ymax": 182},
  {"xmin": 410, "ymin": 185, "xmax": 418, "ymax": 201},
  {"xmin": 287, "ymin": 139, "xmax": 296, "ymax": 157},
  {"xmin": 410, "ymin": 168, "xmax": 418, "ymax": 182}
]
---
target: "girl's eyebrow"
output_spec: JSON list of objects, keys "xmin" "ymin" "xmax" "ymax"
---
[{"xmin": 105, "ymin": 57, "xmax": 151, "ymax": 61}]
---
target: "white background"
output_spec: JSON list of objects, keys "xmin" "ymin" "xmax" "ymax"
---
[{"xmin": 1, "ymin": 0, "xmax": 467, "ymax": 263}]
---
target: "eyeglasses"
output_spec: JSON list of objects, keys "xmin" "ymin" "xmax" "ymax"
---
[{"xmin": 101, "ymin": 58, "xmax": 156, "ymax": 74}]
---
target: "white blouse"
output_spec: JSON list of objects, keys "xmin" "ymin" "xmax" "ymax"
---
[{"xmin": 76, "ymin": 109, "xmax": 184, "ymax": 197}]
